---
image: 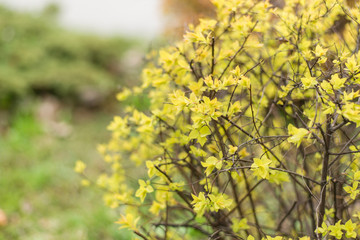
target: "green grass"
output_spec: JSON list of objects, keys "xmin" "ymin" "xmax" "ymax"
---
[{"xmin": 0, "ymin": 104, "xmax": 132, "ymax": 240}]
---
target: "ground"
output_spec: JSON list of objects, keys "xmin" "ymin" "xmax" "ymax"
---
[{"xmin": 0, "ymin": 100, "xmax": 132, "ymax": 240}]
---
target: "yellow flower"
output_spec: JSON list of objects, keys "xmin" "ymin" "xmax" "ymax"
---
[
  {"xmin": 344, "ymin": 181, "xmax": 359, "ymax": 200},
  {"xmin": 135, "ymin": 179, "xmax": 154, "ymax": 202},
  {"xmin": 231, "ymin": 218, "xmax": 250, "ymax": 232},
  {"xmin": 268, "ymin": 171, "xmax": 289, "ymax": 185},
  {"xmin": 146, "ymin": 160, "xmax": 158, "ymax": 178},
  {"xmin": 345, "ymin": 55, "xmax": 359, "ymax": 73},
  {"xmin": 189, "ymin": 78, "xmax": 205, "ymax": 95},
  {"xmin": 115, "ymin": 213, "xmax": 140, "ymax": 231},
  {"xmin": 330, "ymin": 74, "xmax": 346, "ymax": 90},
  {"xmin": 344, "ymin": 219, "xmax": 357, "ymax": 238},
  {"xmin": 116, "ymin": 88, "xmax": 131, "ymax": 101},
  {"xmin": 208, "ymin": 193, "xmax": 232, "ymax": 212},
  {"xmin": 315, "ymin": 222, "xmax": 328, "ymax": 236},
  {"xmin": 313, "ymin": 45, "xmax": 327, "ymax": 57},
  {"xmin": 301, "ymin": 75, "xmax": 317, "ymax": 89},
  {"xmin": 201, "ymin": 156, "xmax": 222, "ymax": 176},
  {"xmin": 149, "ymin": 201, "xmax": 165, "ymax": 215},
  {"xmin": 287, "ymin": 124, "xmax": 309, "ymax": 147},
  {"xmin": 251, "ymin": 157, "xmax": 272, "ymax": 179},
  {"xmin": 81, "ymin": 179, "xmax": 90, "ymax": 186},
  {"xmin": 228, "ymin": 145, "xmax": 238, "ymax": 155},
  {"xmin": 266, "ymin": 236, "xmax": 283, "ymax": 240},
  {"xmin": 328, "ymin": 220, "xmax": 344, "ymax": 239},
  {"xmin": 191, "ymin": 192, "xmax": 209, "ymax": 216},
  {"xmin": 74, "ymin": 160, "xmax": 86, "ymax": 174}
]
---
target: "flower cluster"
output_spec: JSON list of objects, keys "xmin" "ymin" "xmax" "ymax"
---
[{"xmin": 95, "ymin": 0, "xmax": 360, "ymax": 239}]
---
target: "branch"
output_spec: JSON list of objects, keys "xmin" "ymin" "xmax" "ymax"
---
[
  {"xmin": 276, "ymin": 201, "xmax": 297, "ymax": 232},
  {"xmin": 154, "ymin": 222, "xmax": 211, "ymax": 235}
]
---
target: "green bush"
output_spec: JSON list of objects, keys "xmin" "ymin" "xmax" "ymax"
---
[
  {"xmin": 0, "ymin": 5, "xmax": 134, "ymax": 109},
  {"xmin": 96, "ymin": 0, "xmax": 360, "ymax": 239}
]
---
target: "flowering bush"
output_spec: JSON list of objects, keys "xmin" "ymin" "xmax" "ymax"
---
[{"xmin": 97, "ymin": 0, "xmax": 360, "ymax": 239}]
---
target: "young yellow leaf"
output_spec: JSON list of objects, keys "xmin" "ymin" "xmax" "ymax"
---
[
  {"xmin": 314, "ymin": 45, "xmax": 327, "ymax": 57},
  {"xmin": 251, "ymin": 157, "xmax": 272, "ymax": 179},
  {"xmin": 330, "ymin": 74, "xmax": 346, "ymax": 90},
  {"xmin": 208, "ymin": 193, "xmax": 232, "ymax": 211},
  {"xmin": 135, "ymin": 179, "xmax": 154, "ymax": 202},
  {"xmin": 301, "ymin": 75, "xmax": 317, "ymax": 89},
  {"xmin": 74, "ymin": 160, "xmax": 86, "ymax": 174},
  {"xmin": 344, "ymin": 219, "xmax": 357, "ymax": 238},
  {"xmin": 191, "ymin": 192, "xmax": 209, "ymax": 216},
  {"xmin": 287, "ymin": 124, "xmax": 309, "ymax": 147},
  {"xmin": 345, "ymin": 55, "xmax": 359, "ymax": 73},
  {"xmin": 201, "ymin": 156, "xmax": 222, "ymax": 176},
  {"xmin": 228, "ymin": 145, "xmax": 238, "ymax": 155},
  {"xmin": 231, "ymin": 218, "xmax": 250, "ymax": 232},
  {"xmin": 115, "ymin": 213, "xmax": 140, "ymax": 231},
  {"xmin": 328, "ymin": 220, "xmax": 344, "ymax": 239}
]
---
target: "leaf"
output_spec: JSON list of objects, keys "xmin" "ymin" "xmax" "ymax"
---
[
  {"xmin": 115, "ymin": 213, "xmax": 140, "ymax": 231},
  {"xmin": 191, "ymin": 192, "xmax": 209, "ymax": 216},
  {"xmin": 199, "ymin": 125, "xmax": 211, "ymax": 137},
  {"xmin": 232, "ymin": 218, "xmax": 250, "ymax": 232},
  {"xmin": 301, "ymin": 75, "xmax": 317, "ymax": 89},
  {"xmin": 354, "ymin": 171, "xmax": 360, "ymax": 181},
  {"xmin": 330, "ymin": 74, "xmax": 346, "ymax": 90},
  {"xmin": 74, "ymin": 160, "xmax": 86, "ymax": 173},
  {"xmin": 344, "ymin": 219, "xmax": 357, "ymax": 238},
  {"xmin": 135, "ymin": 180, "xmax": 153, "ymax": 202},
  {"xmin": 328, "ymin": 220, "xmax": 344, "ymax": 239},
  {"xmin": 201, "ymin": 156, "xmax": 222, "ymax": 176},
  {"xmin": 251, "ymin": 157, "xmax": 272, "ymax": 179},
  {"xmin": 287, "ymin": 124, "xmax": 309, "ymax": 147},
  {"xmin": 345, "ymin": 55, "xmax": 359, "ymax": 73},
  {"xmin": 314, "ymin": 45, "xmax": 327, "ymax": 57},
  {"xmin": 228, "ymin": 145, "xmax": 238, "ymax": 155},
  {"xmin": 189, "ymin": 129, "xmax": 200, "ymax": 139}
]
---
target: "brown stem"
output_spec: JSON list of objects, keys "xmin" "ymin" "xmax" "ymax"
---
[
  {"xmin": 317, "ymin": 116, "xmax": 332, "ymax": 231},
  {"xmin": 276, "ymin": 201, "xmax": 297, "ymax": 232}
]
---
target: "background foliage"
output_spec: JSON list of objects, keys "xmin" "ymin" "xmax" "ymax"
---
[
  {"xmin": 0, "ymin": 5, "xmax": 134, "ymax": 113},
  {"xmin": 0, "ymin": 4, "xmax": 141, "ymax": 240}
]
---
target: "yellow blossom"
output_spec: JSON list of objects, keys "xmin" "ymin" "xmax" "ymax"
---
[{"xmin": 74, "ymin": 160, "xmax": 86, "ymax": 174}]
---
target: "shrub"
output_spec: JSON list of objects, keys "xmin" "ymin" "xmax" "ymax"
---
[
  {"xmin": 0, "ymin": 5, "xmax": 134, "ymax": 109},
  {"xmin": 97, "ymin": 0, "xmax": 360, "ymax": 239}
]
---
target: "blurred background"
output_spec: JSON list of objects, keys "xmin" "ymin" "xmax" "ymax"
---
[
  {"xmin": 0, "ymin": 1, "xmax": 213, "ymax": 239},
  {"xmin": 0, "ymin": 0, "xmax": 164, "ymax": 38}
]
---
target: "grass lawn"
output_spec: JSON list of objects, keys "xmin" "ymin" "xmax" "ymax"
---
[{"xmin": 0, "ymin": 102, "xmax": 132, "ymax": 240}]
